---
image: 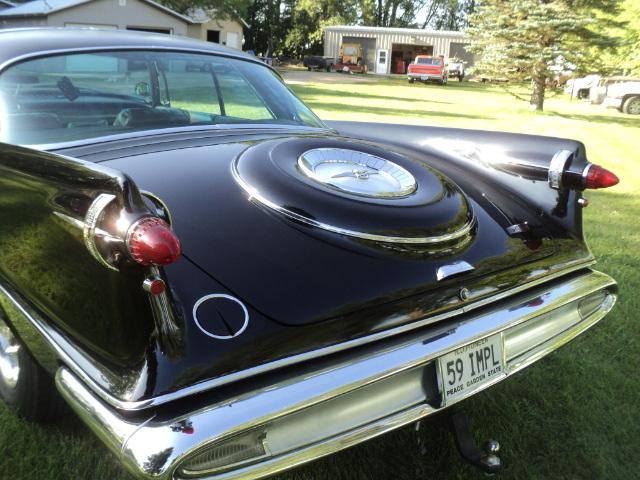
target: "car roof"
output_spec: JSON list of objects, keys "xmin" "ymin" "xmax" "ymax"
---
[{"xmin": 0, "ymin": 28, "xmax": 259, "ymax": 71}]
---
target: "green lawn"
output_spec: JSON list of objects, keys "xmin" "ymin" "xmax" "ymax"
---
[{"xmin": 1, "ymin": 77, "xmax": 638, "ymax": 480}]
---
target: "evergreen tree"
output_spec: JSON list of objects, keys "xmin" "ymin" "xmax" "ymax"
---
[
  {"xmin": 617, "ymin": 0, "xmax": 640, "ymax": 75},
  {"xmin": 467, "ymin": 0, "xmax": 621, "ymax": 111}
]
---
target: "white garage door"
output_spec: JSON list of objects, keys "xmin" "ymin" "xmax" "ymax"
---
[{"xmin": 226, "ymin": 32, "xmax": 240, "ymax": 50}]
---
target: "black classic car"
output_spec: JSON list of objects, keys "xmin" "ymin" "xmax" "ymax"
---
[{"xmin": 0, "ymin": 28, "xmax": 620, "ymax": 479}]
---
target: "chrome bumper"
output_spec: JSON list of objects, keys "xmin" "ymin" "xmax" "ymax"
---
[
  {"xmin": 56, "ymin": 270, "xmax": 616, "ymax": 480},
  {"xmin": 407, "ymin": 73, "xmax": 442, "ymax": 80}
]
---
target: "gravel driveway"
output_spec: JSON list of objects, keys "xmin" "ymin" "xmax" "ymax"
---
[{"xmin": 281, "ymin": 69, "xmax": 386, "ymax": 85}]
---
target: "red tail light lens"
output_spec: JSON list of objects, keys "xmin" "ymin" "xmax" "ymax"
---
[
  {"xmin": 584, "ymin": 164, "xmax": 619, "ymax": 189},
  {"xmin": 142, "ymin": 277, "xmax": 167, "ymax": 295},
  {"xmin": 126, "ymin": 217, "xmax": 181, "ymax": 266}
]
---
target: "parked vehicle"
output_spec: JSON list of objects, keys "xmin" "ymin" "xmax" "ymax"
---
[
  {"xmin": 333, "ymin": 42, "xmax": 367, "ymax": 73},
  {"xmin": 590, "ymin": 77, "xmax": 609, "ymax": 104},
  {"xmin": 302, "ymin": 55, "xmax": 334, "ymax": 72},
  {"xmin": 603, "ymin": 80, "xmax": 640, "ymax": 114},
  {"xmin": 565, "ymin": 74, "xmax": 601, "ymax": 99},
  {"xmin": 447, "ymin": 58, "xmax": 466, "ymax": 82},
  {"xmin": 0, "ymin": 28, "xmax": 620, "ymax": 480},
  {"xmin": 407, "ymin": 55, "xmax": 448, "ymax": 84},
  {"xmin": 587, "ymin": 77, "xmax": 639, "ymax": 105}
]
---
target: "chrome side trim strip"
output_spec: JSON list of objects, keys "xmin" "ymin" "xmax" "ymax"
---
[
  {"xmin": 140, "ymin": 190, "xmax": 173, "ymax": 226},
  {"xmin": 0, "ymin": 281, "xmax": 127, "ymax": 408},
  {"xmin": 83, "ymin": 193, "xmax": 119, "ymax": 271},
  {"xmin": 37, "ymin": 124, "xmax": 326, "ymax": 152},
  {"xmin": 548, "ymin": 149, "xmax": 573, "ymax": 189},
  {"xmin": 0, "ymin": 261, "xmax": 595, "ymax": 411},
  {"xmin": 54, "ymin": 269, "xmax": 616, "ymax": 480},
  {"xmin": 231, "ymin": 160, "xmax": 476, "ymax": 244},
  {"xmin": 581, "ymin": 163, "xmax": 593, "ymax": 187}
]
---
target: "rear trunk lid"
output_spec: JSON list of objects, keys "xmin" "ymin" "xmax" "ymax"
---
[{"xmin": 68, "ymin": 130, "xmax": 583, "ymax": 328}]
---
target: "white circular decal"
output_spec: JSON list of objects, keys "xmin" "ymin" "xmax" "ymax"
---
[{"xmin": 192, "ymin": 294, "xmax": 249, "ymax": 340}]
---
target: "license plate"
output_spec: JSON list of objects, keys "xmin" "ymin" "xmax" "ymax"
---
[
  {"xmin": 438, "ymin": 334, "xmax": 505, "ymax": 405},
  {"xmin": 420, "ymin": 75, "xmax": 429, "ymax": 80}
]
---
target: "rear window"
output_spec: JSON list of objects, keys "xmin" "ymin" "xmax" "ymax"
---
[
  {"xmin": 416, "ymin": 57, "xmax": 442, "ymax": 66},
  {"xmin": 0, "ymin": 50, "xmax": 325, "ymax": 146}
]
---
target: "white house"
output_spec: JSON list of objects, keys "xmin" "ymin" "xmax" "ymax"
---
[{"xmin": 0, "ymin": 0, "xmax": 246, "ymax": 49}]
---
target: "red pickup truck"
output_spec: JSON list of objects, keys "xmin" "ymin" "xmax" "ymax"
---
[{"xmin": 407, "ymin": 55, "xmax": 448, "ymax": 85}]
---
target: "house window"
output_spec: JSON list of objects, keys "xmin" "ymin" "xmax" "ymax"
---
[{"xmin": 207, "ymin": 30, "xmax": 220, "ymax": 43}]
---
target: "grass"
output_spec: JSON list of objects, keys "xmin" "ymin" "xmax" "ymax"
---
[{"xmin": 1, "ymin": 77, "xmax": 639, "ymax": 480}]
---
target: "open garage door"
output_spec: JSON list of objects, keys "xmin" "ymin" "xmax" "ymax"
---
[
  {"xmin": 391, "ymin": 44, "xmax": 433, "ymax": 74},
  {"xmin": 342, "ymin": 36, "xmax": 376, "ymax": 72}
]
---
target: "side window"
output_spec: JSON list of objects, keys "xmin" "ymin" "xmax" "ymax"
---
[
  {"xmin": 215, "ymin": 68, "xmax": 274, "ymax": 120},
  {"xmin": 3, "ymin": 54, "xmax": 151, "ymax": 99},
  {"xmin": 163, "ymin": 61, "xmax": 221, "ymax": 115}
]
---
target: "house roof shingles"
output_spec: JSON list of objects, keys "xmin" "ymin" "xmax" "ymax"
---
[{"xmin": 0, "ymin": 0, "xmax": 195, "ymax": 23}]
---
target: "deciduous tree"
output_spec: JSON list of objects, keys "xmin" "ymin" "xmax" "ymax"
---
[
  {"xmin": 284, "ymin": 0, "xmax": 358, "ymax": 55},
  {"xmin": 419, "ymin": 0, "xmax": 474, "ymax": 30}
]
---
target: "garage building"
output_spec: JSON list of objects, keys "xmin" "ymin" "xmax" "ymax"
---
[{"xmin": 324, "ymin": 25, "xmax": 473, "ymax": 75}]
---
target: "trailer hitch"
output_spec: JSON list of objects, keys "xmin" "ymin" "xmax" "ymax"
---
[{"xmin": 449, "ymin": 410, "xmax": 502, "ymax": 474}]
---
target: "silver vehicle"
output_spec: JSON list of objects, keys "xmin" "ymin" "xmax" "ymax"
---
[
  {"xmin": 565, "ymin": 74, "xmax": 601, "ymax": 99},
  {"xmin": 447, "ymin": 58, "xmax": 466, "ymax": 82},
  {"xmin": 603, "ymin": 79, "xmax": 640, "ymax": 114}
]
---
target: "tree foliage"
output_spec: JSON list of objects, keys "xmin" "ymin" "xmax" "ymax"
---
[
  {"xmin": 467, "ymin": 0, "xmax": 622, "ymax": 111},
  {"xmin": 420, "ymin": 0, "xmax": 474, "ymax": 30},
  {"xmin": 616, "ymin": 0, "xmax": 640, "ymax": 75},
  {"xmin": 284, "ymin": 0, "xmax": 359, "ymax": 56},
  {"xmin": 157, "ymin": 0, "xmax": 476, "ymax": 57},
  {"xmin": 155, "ymin": 0, "xmax": 637, "ymax": 89},
  {"xmin": 244, "ymin": 0, "xmax": 294, "ymax": 56}
]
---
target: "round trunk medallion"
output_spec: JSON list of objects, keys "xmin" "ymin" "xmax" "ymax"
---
[{"xmin": 297, "ymin": 148, "xmax": 417, "ymax": 198}]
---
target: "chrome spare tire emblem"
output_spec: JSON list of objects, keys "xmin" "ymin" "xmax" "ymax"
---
[{"xmin": 298, "ymin": 148, "xmax": 417, "ymax": 198}]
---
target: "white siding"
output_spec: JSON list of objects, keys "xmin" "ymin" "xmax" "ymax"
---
[
  {"xmin": 1, "ymin": 17, "xmax": 48, "ymax": 28},
  {"xmin": 47, "ymin": 0, "xmax": 188, "ymax": 35},
  {"xmin": 188, "ymin": 18, "xmax": 244, "ymax": 49}
]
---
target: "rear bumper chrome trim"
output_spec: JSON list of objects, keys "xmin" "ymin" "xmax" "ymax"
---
[
  {"xmin": 55, "ymin": 270, "xmax": 616, "ymax": 480},
  {"xmin": 0, "ymin": 260, "xmax": 595, "ymax": 410},
  {"xmin": 407, "ymin": 73, "xmax": 442, "ymax": 79}
]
